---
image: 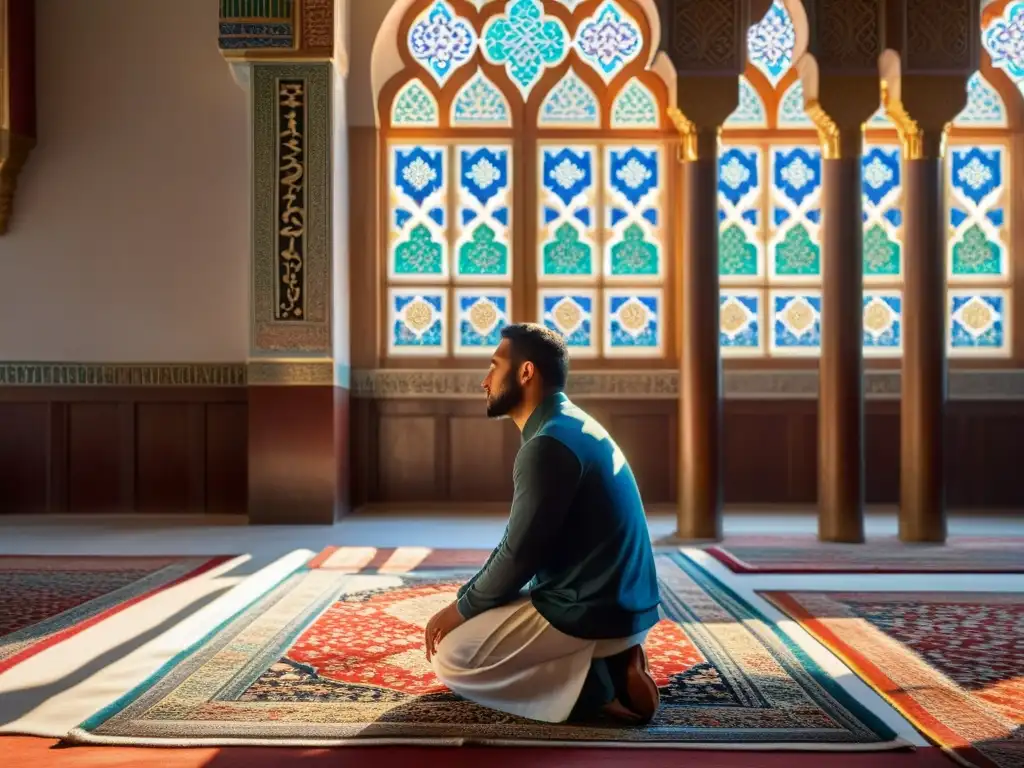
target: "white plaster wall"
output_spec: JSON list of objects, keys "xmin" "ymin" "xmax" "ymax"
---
[
  {"xmin": 0, "ymin": 0, "xmax": 249, "ymax": 361},
  {"xmin": 347, "ymin": 0, "xmax": 398, "ymax": 127}
]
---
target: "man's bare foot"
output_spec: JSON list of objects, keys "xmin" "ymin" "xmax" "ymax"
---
[
  {"xmin": 600, "ymin": 697, "xmax": 642, "ymax": 724},
  {"xmin": 621, "ymin": 645, "xmax": 659, "ymax": 724}
]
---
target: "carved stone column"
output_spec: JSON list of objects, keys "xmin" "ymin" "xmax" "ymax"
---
[
  {"xmin": 884, "ymin": 0, "xmax": 980, "ymax": 543},
  {"xmin": 798, "ymin": 1, "xmax": 883, "ymax": 543},
  {"xmin": 664, "ymin": 0, "xmax": 750, "ymax": 541},
  {"xmin": 0, "ymin": 0, "xmax": 35, "ymax": 235},
  {"xmin": 220, "ymin": 0, "xmax": 349, "ymax": 524}
]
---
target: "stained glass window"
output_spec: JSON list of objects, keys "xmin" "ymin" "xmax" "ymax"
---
[
  {"xmin": 947, "ymin": 144, "xmax": 1012, "ymax": 356},
  {"xmin": 984, "ymin": 1, "xmax": 1024, "ymax": 89},
  {"xmin": 381, "ymin": 0, "xmax": 1016, "ymax": 363},
  {"xmin": 718, "ymin": 0, "xmax": 1014, "ymax": 360},
  {"xmin": 533, "ymin": 0, "xmax": 668, "ymax": 359},
  {"xmin": 383, "ymin": 0, "xmax": 669, "ymax": 360}
]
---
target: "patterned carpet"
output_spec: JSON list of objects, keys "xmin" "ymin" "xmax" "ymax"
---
[
  {"xmin": 762, "ymin": 591, "xmax": 1024, "ymax": 768},
  {"xmin": 0, "ymin": 556, "xmax": 231, "ymax": 675},
  {"xmin": 66, "ymin": 552, "xmax": 903, "ymax": 750},
  {"xmin": 703, "ymin": 538, "xmax": 1024, "ymax": 574}
]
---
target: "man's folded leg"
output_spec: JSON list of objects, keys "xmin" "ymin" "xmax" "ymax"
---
[
  {"xmin": 431, "ymin": 597, "xmax": 597, "ymax": 723},
  {"xmin": 431, "ymin": 598, "xmax": 658, "ymax": 725}
]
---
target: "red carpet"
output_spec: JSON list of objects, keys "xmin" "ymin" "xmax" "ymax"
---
[{"xmin": 2, "ymin": 737, "xmax": 954, "ymax": 768}]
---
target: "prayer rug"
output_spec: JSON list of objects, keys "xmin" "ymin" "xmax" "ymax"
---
[
  {"xmin": 66, "ymin": 551, "xmax": 905, "ymax": 750},
  {"xmin": 702, "ymin": 537, "xmax": 1024, "ymax": 574},
  {"xmin": 762, "ymin": 591, "xmax": 1024, "ymax": 768},
  {"xmin": 0, "ymin": 555, "xmax": 233, "ymax": 675}
]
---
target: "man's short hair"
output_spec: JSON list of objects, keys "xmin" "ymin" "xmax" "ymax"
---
[{"xmin": 500, "ymin": 323, "xmax": 569, "ymax": 391}]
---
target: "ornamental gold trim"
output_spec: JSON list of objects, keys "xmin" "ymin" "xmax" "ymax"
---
[
  {"xmin": 0, "ymin": 363, "xmax": 246, "ymax": 387},
  {"xmin": 247, "ymin": 358, "xmax": 334, "ymax": 385},
  {"xmin": 805, "ymin": 100, "xmax": 843, "ymax": 159}
]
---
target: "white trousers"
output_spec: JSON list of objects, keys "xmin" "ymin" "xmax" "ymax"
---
[{"xmin": 430, "ymin": 597, "xmax": 649, "ymax": 723}]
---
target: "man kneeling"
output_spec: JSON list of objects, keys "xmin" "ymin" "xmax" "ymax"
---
[{"xmin": 424, "ymin": 323, "xmax": 662, "ymax": 725}]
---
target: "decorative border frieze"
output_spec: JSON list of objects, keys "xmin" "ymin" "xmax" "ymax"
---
[
  {"xmin": 251, "ymin": 63, "xmax": 331, "ymax": 355},
  {"xmin": 350, "ymin": 369, "xmax": 1024, "ymax": 400},
  {"xmin": 218, "ymin": 0, "xmax": 333, "ymax": 57},
  {"xmin": 0, "ymin": 363, "xmax": 246, "ymax": 387},
  {"xmin": 4, "ymin": 365, "xmax": 1022, "ymax": 397},
  {"xmin": 247, "ymin": 358, "xmax": 334, "ymax": 385}
]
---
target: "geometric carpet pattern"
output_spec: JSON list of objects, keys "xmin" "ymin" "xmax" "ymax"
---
[
  {"xmin": 0, "ymin": 556, "xmax": 231, "ymax": 675},
  {"xmin": 66, "ymin": 553, "xmax": 903, "ymax": 750},
  {"xmin": 763, "ymin": 591, "xmax": 1024, "ymax": 768}
]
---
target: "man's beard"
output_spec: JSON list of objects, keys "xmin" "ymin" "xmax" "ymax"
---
[{"xmin": 486, "ymin": 369, "xmax": 524, "ymax": 419}]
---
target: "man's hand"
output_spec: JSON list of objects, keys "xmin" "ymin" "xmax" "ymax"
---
[{"xmin": 424, "ymin": 601, "xmax": 466, "ymax": 662}]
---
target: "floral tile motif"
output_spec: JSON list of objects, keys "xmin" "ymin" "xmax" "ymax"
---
[
  {"xmin": 604, "ymin": 145, "xmax": 663, "ymax": 279},
  {"xmin": 539, "ymin": 290, "xmax": 596, "ymax": 355},
  {"xmin": 389, "ymin": 289, "xmax": 447, "ymax": 354},
  {"xmin": 747, "ymin": 0, "xmax": 795, "ymax": 85},
  {"xmin": 456, "ymin": 145, "xmax": 513, "ymax": 279},
  {"xmin": 538, "ymin": 145, "xmax": 597, "ymax": 277},
  {"xmin": 389, "ymin": 145, "xmax": 449, "ymax": 279},
  {"xmin": 573, "ymin": 0, "xmax": 643, "ymax": 83},
  {"xmin": 482, "ymin": 0, "xmax": 569, "ymax": 99},
  {"xmin": 407, "ymin": 0, "xmax": 477, "ymax": 87},
  {"xmin": 455, "ymin": 290, "xmax": 510, "ymax": 355}
]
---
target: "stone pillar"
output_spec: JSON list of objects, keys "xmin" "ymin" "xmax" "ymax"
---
[
  {"xmin": 220, "ymin": 0, "xmax": 349, "ymax": 524},
  {"xmin": 883, "ymin": 0, "xmax": 979, "ymax": 542},
  {"xmin": 664, "ymin": 0, "xmax": 750, "ymax": 541},
  {"xmin": 798, "ymin": 1, "xmax": 883, "ymax": 543},
  {"xmin": 0, "ymin": 0, "xmax": 36, "ymax": 235}
]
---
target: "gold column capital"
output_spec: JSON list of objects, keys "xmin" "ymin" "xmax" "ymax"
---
[
  {"xmin": 883, "ymin": 75, "xmax": 968, "ymax": 161},
  {"xmin": 666, "ymin": 108, "xmax": 720, "ymax": 163},
  {"xmin": 799, "ymin": 66, "xmax": 879, "ymax": 160}
]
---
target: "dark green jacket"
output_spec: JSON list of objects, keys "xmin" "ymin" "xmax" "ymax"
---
[{"xmin": 456, "ymin": 392, "xmax": 661, "ymax": 639}]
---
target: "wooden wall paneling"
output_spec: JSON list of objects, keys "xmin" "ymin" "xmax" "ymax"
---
[
  {"xmin": 0, "ymin": 402, "xmax": 48, "ymax": 513},
  {"xmin": 187, "ymin": 403, "xmax": 207, "ymax": 513},
  {"xmin": 945, "ymin": 405, "xmax": 979, "ymax": 508},
  {"xmin": 722, "ymin": 401, "xmax": 800, "ymax": 504},
  {"xmin": 205, "ymin": 402, "xmax": 248, "ymax": 514},
  {"xmin": 606, "ymin": 402, "xmax": 675, "ymax": 504},
  {"xmin": 375, "ymin": 400, "xmax": 440, "ymax": 502},
  {"xmin": 787, "ymin": 405, "xmax": 818, "ymax": 504},
  {"xmin": 350, "ymin": 397, "xmax": 374, "ymax": 506},
  {"xmin": 448, "ymin": 411, "xmax": 515, "ymax": 501},
  {"xmin": 118, "ymin": 401, "xmax": 136, "ymax": 511},
  {"xmin": 135, "ymin": 403, "xmax": 194, "ymax": 514},
  {"xmin": 67, "ymin": 403, "xmax": 121, "ymax": 512},
  {"xmin": 48, "ymin": 402, "xmax": 68, "ymax": 512},
  {"xmin": 865, "ymin": 402, "xmax": 900, "ymax": 505}
]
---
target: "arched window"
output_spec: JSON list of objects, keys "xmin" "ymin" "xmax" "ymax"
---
[
  {"xmin": 720, "ymin": 0, "xmax": 1017, "ymax": 360},
  {"xmin": 376, "ymin": 0, "xmax": 674, "ymax": 361}
]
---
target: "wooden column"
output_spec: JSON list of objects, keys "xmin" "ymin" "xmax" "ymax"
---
[
  {"xmin": 810, "ymin": 98, "xmax": 875, "ymax": 543},
  {"xmin": 663, "ymin": 0, "xmax": 749, "ymax": 541},
  {"xmin": 890, "ymin": 79, "xmax": 972, "ymax": 542},
  {"xmin": 882, "ymin": 0, "xmax": 980, "ymax": 541},
  {"xmin": 798, "ymin": 0, "xmax": 884, "ymax": 542},
  {"xmin": 0, "ymin": 0, "xmax": 36, "ymax": 235},
  {"xmin": 676, "ymin": 125, "xmax": 725, "ymax": 540}
]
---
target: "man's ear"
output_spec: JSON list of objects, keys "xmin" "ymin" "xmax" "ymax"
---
[{"xmin": 519, "ymin": 360, "xmax": 536, "ymax": 386}]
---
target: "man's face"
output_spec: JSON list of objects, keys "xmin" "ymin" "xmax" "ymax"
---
[{"xmin": 482, "ymin": 338, "xmax": 524, "ymax": 418}]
